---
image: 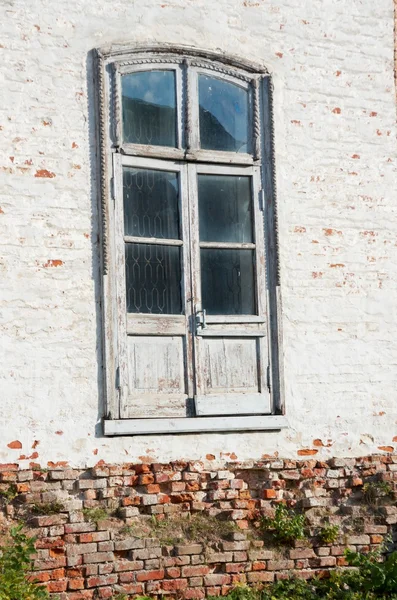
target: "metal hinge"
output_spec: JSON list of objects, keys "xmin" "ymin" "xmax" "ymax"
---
[
  {"xmin": 259, "ymin": 189, "xmax": 265, "ymax": 212},
  {"xmin": 110, "ymin": 177, "xmax": 115, "ymax": 203},
  {"xmin": 115, "ymin": 366, "xmax": 120, "ymax": 390},
  {"xmin": 267, "ymin": 365, "xmax": 271, "ymax": 394}
]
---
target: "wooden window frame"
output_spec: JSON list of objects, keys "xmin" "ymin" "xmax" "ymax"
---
[{"xmin": 95, "ymin": 45, "xmax": 286, "ymax": 436}]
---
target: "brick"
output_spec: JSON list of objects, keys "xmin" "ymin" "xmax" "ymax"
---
[
  {"xmin": 319, "ymin": 556, "xmax": 337, "ymax": 567},
  {"xmin": 222, "ymin": 541, "xmax": 250, "ymax": 551},
  {"xmin": 114, "ymin": 538, "xmax": 145, "ymax": 551},
  {"xmin": 207, "ymin": 552, "xmax": 233, "ymax": 563},
  {"xmin": 182, "ymin": 565, "xmax": 210, "ymax": 577},
  {"xmin": 78, "ymin": 479, "xmax": 107, "ymax": 490},
  {"xmin": 263, "ymin": 489, "xmax": 277, "ymax": 499},
  {"xmin": 136, "ymin": 569, "xmax": 165, "ymax": 581},
  {"xmin": 184, "ymin": 589, "xmax": 205, "ymax": 599},
  {"xmin": 346, "ymin": 535, "xmax": 370, "ymax": 545},
  {"xmin": 248, "ymin": 550, "xmax": 274, "ymax": 560},
  {"xmin": 132, "ymin": 547, "xmax": 162, "ymax": 560},
  {"xmin": 68, "ymin": 578, "xmax": 85, "ymax": 590},
  {"xmin": 83, "ymin": 552, "xmax": 114, "ymax": 563},
  {"xmin": 98, "ymin": 563, "xmax": 114, "ymax": 574},
  {"xmin": 267, "ymin": 560, "xmax": 295, "ymax": 571},
  {"xmin": 176, "ymin": 544, "xmax": 203, "ymax": 555},
  {"xmin": 114, "ymin": 560, "xmax": 144, "ymax": 572},
  {"xmin": 98, "ymin": 541, "xmax": 113, "ymax": 552},
  {"xmin": 66, "ymin": 543, "xmax": 97, "ymax": 555},
  {"xmin": 97, "ymin": 588, "xmax": 113, "ymax": 599},
  {"xmin": 65, "ymin": 523, "xmax": 96, "ymax": 534},
  {"xmin": 204, "ymin": 574, "xmax": 231, "ymax": 586},
  {"xmin": 225, "ymin": 562, "xmax": 249, "ymax": 573},
  {"xmin": 162, "ymin": 578, "xmax": 188, "ymax": 591},
  {"xmin": 48, "ymin": 580, "xmax": 68, "ymax": 592},
  {"xmin": 33, "ymin": 558, "xmax": 67, "ymax": 570},
  {"xmin": 86, "ymin": 574, "xmax": 118, "ymax": 587},
  {"xmin": 247, "ymin": 572, "xmax": 274, "ymax": 583},
  {"xmin": 30, "ymin": 515, "xmax": 68, "ymax": 527},
  {"xmin": 364, "ymin": 525, "xmax": 387, "ymax": 534},
  {"xmin": 80, "ymin": 531, "xmax": 109, "ymax": 543},
  {"xmin": 290, "ymin": 548, "xmax": 316, "ymax": 559},
  {"xmin": 68, "ymin": 592, "xmax": 95, "ymax": 600}
]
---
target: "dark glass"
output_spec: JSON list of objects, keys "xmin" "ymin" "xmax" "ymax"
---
[
  {"xmin": 122, "ymin": 70, "xmax": 177, "ymax": 147},
  {"xmin": 201, "ymin": 249, "xmax": 255, "ymax": 315},
  {"xmin": 123, "ymin": 167, "xmax": 180, "ymax": 240},
  {"xmin": 199, "ymin": 75, "xmax": 250, "ymax": 153},
  {"xmin": 125, "ymin": 243, "xmax": 182, "ymax": 314},
  {"xmin": 198, "ymin": 174, "xmax": 253, "ymax": 243}
]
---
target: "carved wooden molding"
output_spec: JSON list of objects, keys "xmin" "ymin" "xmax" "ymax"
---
[
  {"xmin": 95, "ymin": 49, "xmax": 109, "ymax": 275},
  {"xmin": 183, "ymin": 58, "xmax": 191, "ymax": 152},
  {"xmin": 267, "ymin": 78, "xmax": 280, "ymax": 287},
  {"xmin": 253, "ymin": 78, "xmax": 261, "ymax": 161}
]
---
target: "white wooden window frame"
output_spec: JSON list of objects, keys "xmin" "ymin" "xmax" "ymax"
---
[
  {"xmin": 188, "ymin": 66, "xmax": 254, "ymax": 164},
  {"xmin": 95, "ymin": 46, "xmax": 286, "ymax": 436}
]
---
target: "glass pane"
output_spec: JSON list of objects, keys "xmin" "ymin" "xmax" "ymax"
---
[
  {"xmin": 123, "ymin": 167, "xmax": 180, "ymax": 240},
  {"xmin": 122, "ymin": 70, "xmax": 177, "ymax": 147},
  {"xmin": 198, "ymin": 174, "xmax": 253, "ymax": 243},
  {"xmin": 199, "ymin": 75, "xmax": 250, "ymax": 153},
  {"xmin": 201, "ymin": 249, "xmax": 255, "ymax": 315},
  {"xmin": 125, "ymin": 243, "xmax": 182, "ymax": 314}
]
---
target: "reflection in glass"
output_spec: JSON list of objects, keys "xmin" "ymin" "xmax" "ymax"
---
[
  {"xmin": 125, "ymin": 243, "xmax": 182, "ymax": 314},
  {"xmin": 199, "ymin": 75, "xmax": 250, "ymax": 153},
  {"xmin": 122, "ymin": 70, "xmax": 177, "ymax": 147},
  {"xmin": 198, "ymin": 175, "xmax": 253, "ymax": 243},
  {"xmin": 123, "ymin": 167, "xmax": 180, "ymax": 239},
  {"xmin": 201, "ymin": 249, "xmax": 255, "ymax": 315}
]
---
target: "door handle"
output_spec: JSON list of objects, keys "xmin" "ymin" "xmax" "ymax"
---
[{"xmin": 195, "ymin": 307, "xmax": 207, "ymax": 333}]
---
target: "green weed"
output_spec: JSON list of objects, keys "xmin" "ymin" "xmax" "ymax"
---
[{"xmin": 261, "ymin": 503, "xmax": 306, "ymax": 544}]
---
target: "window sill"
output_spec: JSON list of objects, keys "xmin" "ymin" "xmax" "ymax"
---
[{"xmin": 103, "ymin": 415, "xmax": 288, "ymax": 436}]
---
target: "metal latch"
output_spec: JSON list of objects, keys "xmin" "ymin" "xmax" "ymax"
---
[{"xmin": 195, "ymin": 306, "xmax": 207, "ymax": 333}]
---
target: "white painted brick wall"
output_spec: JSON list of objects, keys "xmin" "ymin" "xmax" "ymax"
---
[{"xmin": 0, "ymin": 0, "xmax": 396, "ymax": 467}]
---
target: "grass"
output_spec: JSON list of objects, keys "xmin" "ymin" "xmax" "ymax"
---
[
  {"xmin": 82, "ymin": 507, "xmax": 110, "ymax": 524},
  {"xmin": 0, "ymin": 484, "xmax": 18, "ymax": 502},
  {"xmin": 118, "ymin": 513, "xmax": 238, "ymax": 546},
  {"xmin": 30, "ymin": 502, "xmax": 64, "ymax": 515}
]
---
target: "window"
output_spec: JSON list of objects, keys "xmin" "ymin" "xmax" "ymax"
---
[{"xmin": 96, "ymin": 47, "xmax": 285, "ymax": 435}]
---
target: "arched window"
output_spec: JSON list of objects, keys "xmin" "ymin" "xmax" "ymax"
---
[{"xmin": 96, "ymin": 46, "xmax": 284, "ymax": 435}]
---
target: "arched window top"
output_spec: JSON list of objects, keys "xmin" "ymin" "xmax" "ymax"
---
[{"xmin": 97, "ymin": 46, "xmax": 271, "ymax": 164}]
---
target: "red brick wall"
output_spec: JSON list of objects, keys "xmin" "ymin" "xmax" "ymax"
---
[{"xmin": 1, "ymin": 455, "xmax": 396, "ymax": 599}]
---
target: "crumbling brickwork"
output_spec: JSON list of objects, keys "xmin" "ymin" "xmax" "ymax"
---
[{"xmin": 1, "ymin": 456, "xmax": 396, "ymax": 598}]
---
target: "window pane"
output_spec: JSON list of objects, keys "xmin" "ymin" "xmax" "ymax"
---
[
  {"xmin": 201, "ymin": 249, "xmax": 255, "ymax": 315},
  {"xmin": 199, "ymin": 75, "xmax": 250, "ymax": 153},
  {"xmin": 122, "ymin": 70, "xmax": 177, "ymax": 147},
  {"xmin": 125, "ymin": 243, "xmax": 182, "ymax": 314},
  {"xmin": 123, "ymin": 167, "xmax": 180, "ymax": 240},
  {"xmin": 198, "ymin": 174, "xmax": 253, "ymax": 243}
]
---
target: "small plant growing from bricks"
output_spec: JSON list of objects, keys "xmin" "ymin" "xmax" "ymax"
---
[
  {"xmin": 319, "ymin": 523, "xmax": 340, "ymax": 545},
  {"xmin": 0, "ymin": 483, "xmax": 18, "ymax": 503},
  {"xmin": 82, "ymin": 506, "xmax": 109, "ymax": 524},
  {"xmin": 0, "ymin": 524, "xmax": 51, "ymax": 600},
  {"xmin": 261, "ymin": 503, "xmax": 306, "ymax": 545},
  {"xmin": 30, "ymin": 501, "xmax": 64, "ymax": 516},
  {"xmin": 362, "ymin": 481, "xmax": 393, "ymax": 507}
]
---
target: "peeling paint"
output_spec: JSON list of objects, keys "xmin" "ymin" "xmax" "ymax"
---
[
  {"xmin": 7, "ymin": 440, "xmax": 22, "ymax": 449},
  {"xmin": 42, "ymin": 259, "xmax": 63, "ymax": 268},
  {"xmin": 34, "ymin": 169, "xmax": 56, "ymax": 178}
]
